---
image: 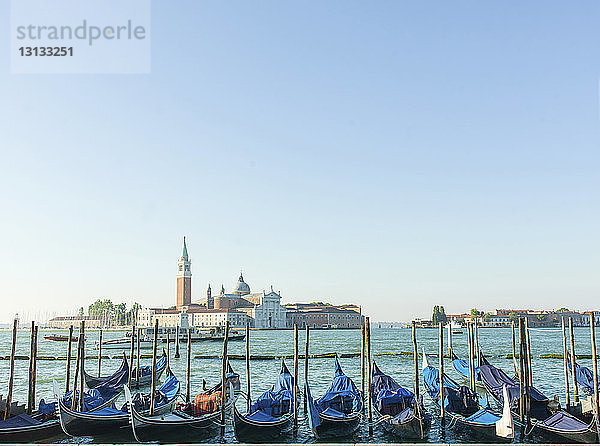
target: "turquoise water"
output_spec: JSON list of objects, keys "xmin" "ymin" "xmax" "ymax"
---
[{"xmin": 0, "ymin": 326, "xmax": 597, "ymax": 443}]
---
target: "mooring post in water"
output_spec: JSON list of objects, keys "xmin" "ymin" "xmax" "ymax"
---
[
  {"xmin": 304, "ymin": 324, "xmax": 309, "ymax": 414},
  {"xmin": 360, "ymin": 322, "xmax": 365, "ymax": 409},
  {"xmin": 518, "ymin": 318, "xmax": 525, "ymax": 427},
  {"xmin": 166, "ymin": 328, "xmax": 170, "ymax": 368},
  {"xmin": 150, "ymin": 319, "xmax": 158, "ymax": 416},
  {"xmin": 71, "ymin": 324, "xmax": 82, "ymax": 410},
  {"xmin": 293, "ymin": 323, "xmax": 299, "ymax": 431},
  {"xmin": 569, "ymin": 316, "xmax": 579, "ymax": 403},
  {"xmin": 474, "ymin": 318, "xmax": 480, "ymax": 368},
  {"xmin": 65, "ymin": 325, "xmax": 73, "ymax": 393},
  {"xmin": 186, "ymin": 328, "xmax": 191, "ymax": 403},
  {"xmin": 525, "ymin": 318, "xmax": 532, "ymax": 386},
  {"xmin": 136, "ymin": 327, "xmax": 141, "ymax": 388},
  {"xmin": 98, "ymin": 328, "xmax": 103, "ymax": 378},
  {"xmin": 175, "ymin": 325, "xmax": 180, "ymax": 359},
  {"xmin": 589, "ymin": 313, "xmax": 600, "ymax": 431},
  {"xmin": 467, "ymin": 322, "xmax": 474, "ymax": 391},
  {"xmin": 129, "ymin": 323, "xmax": 135, "ymax": 388},
  {"xmin": 27, "ymin": 321, "xmax": 35, "ymax": 414},
  {"xmin": 367, "ymin": 317, "xmax": 373, "ymax": 436},
  {"xmin": 245, "ymin": 323, "xmax": 251, "ymax": 413},
  {"xmin": 523, "ymin": 319, "xmax": 531, "ymax": 429},
  {"xmin": 562, "ymin": 317, "xmax": 571, "ymax": 409},
  {"xmin": 220, "ymin": 321, "xmax": 230, "ymax": 436},
  {"xmin": 79, "ymin": 322, "xmax": 85, "ymax": 412},
  {"xmin": 32, "ymin": 325, "xmax": 38, "ymax": 413},
  {"xmin": 512, "ymin": 321, "xmax": 518, "ymax": 378},
  {"xmin": 439, "ymin": 322, "xmax": 445, "ymax": 423},
  {"xmin": 448, "ymin": 323, "xmax": 452, "ymax": 358},
  {"xmin": 4, "ymin": 318, "xmax": 17, "ymax": 421}
]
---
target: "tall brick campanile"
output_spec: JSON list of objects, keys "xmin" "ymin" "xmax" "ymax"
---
[{"xmin": 176, "ymin": 237, "xmax": 192, "ymax": 309}]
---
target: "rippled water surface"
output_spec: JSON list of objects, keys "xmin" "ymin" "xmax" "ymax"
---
[{"xmin": 0, "ymin": 327, "xmax": 597, "ymax": 443}]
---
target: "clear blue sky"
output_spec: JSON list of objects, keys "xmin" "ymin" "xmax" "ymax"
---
[{"xmin": 0, "ymin": 1, "xmax": 599, "ymax": 323}]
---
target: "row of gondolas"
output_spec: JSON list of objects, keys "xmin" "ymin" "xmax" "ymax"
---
[{"xmin": 1, "ymin": 320, "xmax": 599, "ymax": 443}]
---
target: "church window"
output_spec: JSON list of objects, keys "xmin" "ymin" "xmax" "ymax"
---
[{"xmin": 179, "ymin": 265, "xmax": 183, "ymax": 271}]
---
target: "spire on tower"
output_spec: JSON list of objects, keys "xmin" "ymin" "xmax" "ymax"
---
[{"xmin": 181, "ymin": 236, "xmax": 189, "ymax": 260}]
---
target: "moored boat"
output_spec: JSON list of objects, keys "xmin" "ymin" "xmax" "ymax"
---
[
  {"xmin": 233, "ymin": 359, "xmax": 294, "ymax": 441},
  {"xmin": 57, "ymin": 370, "xmax": 180, "ymax": 438},
  {"xmin": 124, "ymin": 364, "xmax": 240, "ymax": 443},
  {"xmin": 479, "ymin": 361, "xmax": 597, "ymax": 443},
  {"xmin": 0, "ymin": 400, "xmax": 62, "ymax": 443},
  {"xmin": 84, "ymin": 351, "xmax": 167, "ymax": 389},
  {"xmin": 422, "ymin": 351, "xmax": 513, "ymax": 442},
  {"xmin": 371, "ymin": 360, "xmax": 431, "ymax": 439},
  {"xmin": 306, "ymin": 357, "xmax": 362, "ymax": 439}
]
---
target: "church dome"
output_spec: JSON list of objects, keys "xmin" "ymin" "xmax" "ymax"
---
[{"xmin": 233, "ymin": 273, "xmax": 250, "ymax": 296}]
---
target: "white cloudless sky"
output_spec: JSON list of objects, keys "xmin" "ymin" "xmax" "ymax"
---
[{"xmin": 0, "ymin": 0, "xmax": 599, "ymax": 323}]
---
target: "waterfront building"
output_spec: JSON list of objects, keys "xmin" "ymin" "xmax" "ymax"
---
[
  {"xmin": 49, "ymin": 315, "xmax": 102, "ymax": 329},
  {"xmin": 196, "ymin": 274, "xmax": 287, "ymax": 328},
  {"xmin": 136, "ymin": 306, "xmax": 248, "ymax": 328},
  {"xmin": 285, "ymin": 302, "xmax": 363, "ymax": 329},
  {"xmin": 176, "ymin": 237, "xmax": 192, "ymax": 310}
]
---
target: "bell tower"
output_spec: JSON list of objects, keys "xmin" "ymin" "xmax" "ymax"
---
[{"xmin": 176, "ymin": 237, "xmax": 192, "ymax": 309}]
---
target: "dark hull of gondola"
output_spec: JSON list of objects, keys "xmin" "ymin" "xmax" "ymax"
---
[
  {"xmin": 510, "ymin": 417, "xmax": 598, "ymax": 444},
  {"xmin": 58, "ymin": 401, "xmax": 129, "ymax": 437},
  {"xmin": 0, "ymin": 418, "xmax": 62, "ymax": 443},
  {"xmin": 232, "ymin": 404, "xmax": 293, "ymax": 441},
  {"xmin": 311, "ymin": 412, "xmax": 361, "ymax": 439},
  {"xmin": 57, "ymin": 394, "xmax": 125, "ymax": 437},
  {"xmin": 129, "ymin": 406, "xmax": 224, "ymax": 443},
  {"xmin": 84, "ymin": 355, "xmax": 166, "ymax": 389},
  {"xmin": 375, "ymin": 407, "xmax": 431, "ymax": 440}
]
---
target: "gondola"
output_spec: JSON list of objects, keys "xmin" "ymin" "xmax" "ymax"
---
[
  {"xmin": 58, "ymin": 369, "xmax": 180, "ymax": 437},
  {"xmin": 0, "ymin": 399, "xmax": 62, "ymax": 443},
  {"xmin": 422, "ymin": 351, "xmax": 513, "ymax": 442},
  {"xmin": 479, "ymin": 360, "xmax": 597, "ymax": 443},
  {"xmin": 57, "ymin": 356, "xmax": 129, "ymax": 435},
  {"xmin": 84, "ymin": 350, "xmax": 167, "ymax": 389},
  {"xmin": 371, "ymin": 360, "xmax": 431, "ymax": 439},
  {"xmin": 124, "ymin": 363, "xmax": 240, "ymax": 443},
  {"xmin": 306, "ymin": 357, "xmax": 362, "ymax": 439},
  {"xmin": 450, "ymin": 350, "xmax": 487, "ymax": 389},
  {"xmin": 233, "ymin": 359, "xmax": 295, "ymax": 441}
]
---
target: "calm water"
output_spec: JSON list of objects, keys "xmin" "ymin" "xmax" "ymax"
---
[{"xmin": 0, "ymin": 326, "xmax": 597, "ymax": 444}]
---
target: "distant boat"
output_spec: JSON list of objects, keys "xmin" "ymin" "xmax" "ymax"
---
[
  {"xmin": 450, "ymin": 322, "xmax": 463, "ymax": 334},
  {"xmin": 44, "ymin": 335, "xmax": 83, "ymax": 342}
]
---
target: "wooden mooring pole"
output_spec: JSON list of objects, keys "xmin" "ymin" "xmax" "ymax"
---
[
  {"xmin": 304, "ymin": 324, "xmax": 309, "ymax": 414},
  {"xmin": 136, "ymin": 327, "xmax": 141, "ymax": 388},
  {"xmin": 27, "ymin": 321, "xmax": 35, "ymax": 414},
  {"xmin": 590, "ymin": 313, "xmax": 600, "ymax": 437},
  {"xmin": 220, "ymin": 321, "xmax": 230, "ymax": 436},
  {"xmin": 439, "ymin": 322, "xmax": 445, "ymax": 423},
  {"xmin": 562, "ymin": 317, "xmax": 570, "ymax": 409},
  {"xmin": 65, "ymin": 325, "xmax": 73, "ymax": 393},
  {"xmin": 98, "ymin": 328, "xmax": 103, "ymax": 377},
  {"xmin": 175, "ymin": 325, "xmax": 180, "ymax": 359},
  {"xmin": 129, "ymin": 323, "xmax": 135, "ymax": 388},
  {"xmin": 186, "ymin": 328, "xmax": 191, "ymax": 403},
  {"xmin": 150, "ymin": 319, "xmax": 158, "ymax": 416},
  {"xmin": 79, "ymin": 323, "xmax": 85, "ymax": 412},
  {"xmin": 518, "ymin": 318, "xmax": 525, "ymax": 426},
  {"xmin": 245, "ymin": 323, "xmax": 251, "ymax": 413},
  {"xmin": 366, "ymin": 317, "xmax": 372, "ymax": 436},
  {"xmin": 71, "ymin": 323, "xmax": 83, "ymax": 410},
  {"xmin": 4, "ymin": 318, "xmax": 17, "ymax": 420},
  {"xmin": 293, "ymin": 323, "xmax": 299, "ymax": 431},
  {"xmin": 570, "ymin": 317, "xmax": 579, "ymax": 403},
  {"xmin": 360, "ymin": 322, "xmax": 365, "ymax": 409}
]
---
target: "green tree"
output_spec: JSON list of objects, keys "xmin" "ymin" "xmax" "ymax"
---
[
  {"xmin": 556, "ymin": 307, "xmax": 569, "ymax": 312},
  {"xmin": 508, "ymin": 312, "xmax": 518, "ymax": 323},
  {"xmin": 470, "ymin": 308, "xmax": 482, "ymax": 318},
  {"xmin": 439, "ymin": 306, "xmax": 448, "ymax": 324}
]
